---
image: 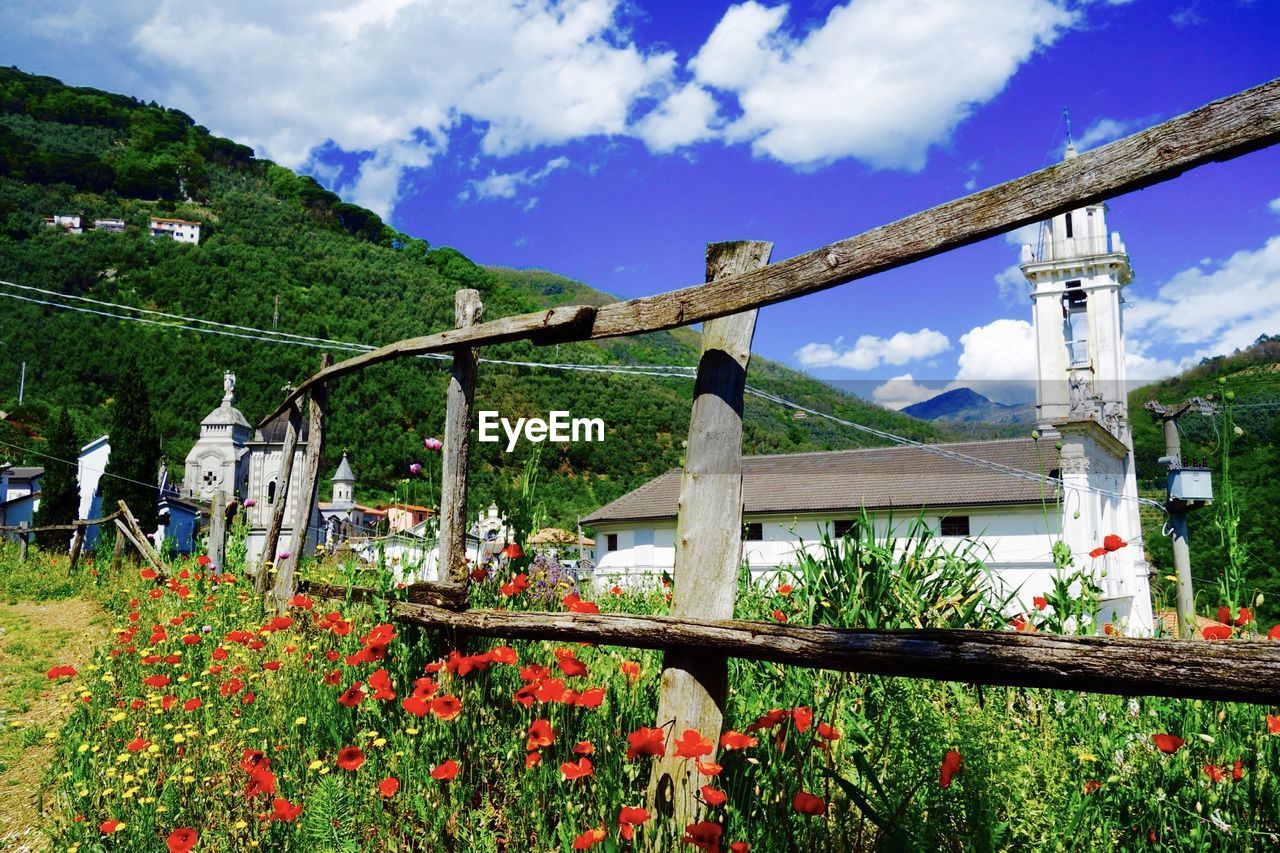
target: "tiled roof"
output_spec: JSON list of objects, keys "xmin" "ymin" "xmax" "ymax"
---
[
  {"xmin": 582, "ymin": 438, "xmax": 1057, "ymax": 525},
  {"xmin": 5, "ymin": 467, "xmax": 43, "ymax": 480}
]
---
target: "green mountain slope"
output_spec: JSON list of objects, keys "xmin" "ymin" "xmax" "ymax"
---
[
  {"xmin": 0, "ymin": 67, "xmax": 960, "ymax": 526},
  {"xmin": 1131, "ymin": 336, "xmax": 1280, "ymax": 620}
]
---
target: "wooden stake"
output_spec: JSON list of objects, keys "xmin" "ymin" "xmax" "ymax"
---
[
  {"xmin": 117, "ymin": 500, "xmax": 164, "ymax": 574},
  {"xmin": 260, "ymin": 400, "xmax": 303, "ymax": 593},
  {"xmin": 647, "ymin": 241, "xmax": 772, "ymax": 831},
  {"xmin": 18, "ymin": 521, "xmax": 28, "ymax": 563},
  {"xmin": 438, "ymin": 289, "xmax": 483, "ymax": 590},
  {"xmin": 207, "ymin": 491, "xmax": 227, "ymax": 580},
  {"xmin": 112, "ymin": 524, "xmax": 126, "ymax": 573},
  {"xmin": 67, "ymin": 523, "xmax": 85, "ymax": 573},
  {"xmin": 275, "ymin": 355, "xmax": 330, "ymax": 612}
]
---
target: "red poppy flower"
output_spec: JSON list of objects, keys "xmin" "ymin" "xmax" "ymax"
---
[
  {"xmin": 402, "ymin": 694, "xmax": 431, "ymax": 716},
  {"xmin": 183, "ymin": 697, "xmax": 202, "ymax": 711},
  {"xmin": 1233, "ymin": 608, "xmax": 1253, "ymax": 627},
  {"xmin": 1083, "ymin": 780, "xmax": 1101, "ymax": 794},
  {"xmin": 626, "ymin": 726, "xmax": 666, "ymax": 760},
  {"xmin": 161, "ymin": 696, "xmax": 177, "ymax": 711},
  {"xmin": 166, "ymin": 827, "xmax": 198, "ymax": 853},
  {"xmin": 244, "ymin": 766, "xmax": 276, "ymax": 798},
  {"xmin": 288, "ymin": 594, "xmax": 314, "ymax": 610},
  {"xmin": 560, "ymin": 757, "xmax": 594, "ymax": 780},
  {"xmin": 336, "ymin": 746, "xmax": 365, "ymax": 771},
  {"xmin": 731, "ymin": 843, "xmax": 751, "ymax": 853},
  {"xmin": 620, "ymin": 661, "xmax": 640, "ymax": 683},
  {"xmin": 573, "ymin": 740, "xmax": 595, "ymax": 755},
  {"xmin": 1033, "ymin": 596, "xmax": 1048, "ymax": 611},
  {"xmin": 673, "ymin": 728, "xmax": 714, "ymax": 760},
  {"xmin": 817, "ymin": 722, "xmax": 841, "ymax": 741},
  {"xmin": 431, "ymin": 759, "xmax": 459, "ymax": 781},
  {"xmin": 127, "ymin": 737, "xmax": 148, "ymax": 753},
  {"xmin": 555, "ymin": 649, "xmax": 589, "ymax": 678},
  {"xmin": 683, "ymin": 821, "xmax": 724, "ymax": 850},
  {"xmin": 525, "ymin": 752, "xmax": 541, "ymax": 768},
  {"xmin": 701, "ymin": 785, "xmax": 727, "ymax": 807},
  {"xmin": 719, "ymin": 730, "xmax": 757, "ymax": 750},
  {"xmin": 262, "ymin": 660, "xmax": 281, "ymax": 671},
  {"xmin": 490, "ymin": 645, "xmax": 518, "ymax": 665},
  {"xmin": 337, "ymin": 683, "xmax": 365, "ymax": 708},
  {"xmin": 378, "ymin": 776, "xmax": 400, "ymax": 797},
  {"xmin": 571, "ymin": 826, "xmax": 606, "ymax": 850},
  {"xmin": 212, "ymin": 647, "xmax": 228, "ymax": 661},
  {"xmin": 240, "ymin": 749, "xmax": 269, "ymax": 774},
  {"xmin": 1089, "ymin": 547, "xmax": 1107, "ymax": 558},
  {"xmin": 1103, "ymin": 534, "xmax": 1127, "ymax": 552},
  {"xmin": 527, "ymin": 719, "xmax": 555, "ymax": 751},
  {"xmin": 1153, "ymin": 734, "xmax": 1184, "ymax": 754},
  {"xmin": 1204, "ymin": 764, "xmax": 1227, "ymax": 783},
  {"xmin": 431, "ymin": 695, "xmax": 462, "ymax": 721},
  {"xmin": 271, "ymin": 798, "xmax": 302, "ymax": 822},
  {"xmin": 501, "ymin": 542, "xmax": 525, "ymax": 559},
  {"xmin": 940, "ymin": 749, "xmax": 963, "ymax": 787},
  {"xmin": 100, "ymin": 819, "xmax": 123, "ymax": 834},
  {"xmin": 610, "ymin": 585, "xmax": 623, "ymax": 595},
  {"xmin": 535, "ymin": 678, "xmax": 566, "ymax": 704},
  {"xmin": 46, "ymin": 665, "xmax": 77, "ymax": 679},
  {"xmin": 772, "ymin": 609, "xmax": 787, "ymax": 622},
  {"xmin": 1202, "ymin": 624, "xmax": 1232, "ymax": 640},
  {"xmin": 793, "ymin": 790, "xmax": 827, "ymax": 815},
  {"xmin": 1268, "ymin": 714, "xmax": 1280, "ymax": 734},
  {"xmin": 470, "ymin": 567, "xmax": 488, "ymax": 582},
  {"xmin": 1217, "ymin": 605, "xmax": 1233, "ymax": 625},
  {"xmin": 792, "ymin": 707, "xmax": 813, "ymax": 733},
  {"xmin": 746, "ymin": 709, "xmax": 788, "ymax": 733},
  {"xmin": 368, "ymin": 668, "xmax": 396, "ymax": 701},
  {"xmin": 1269, "ymin": 625, "xmax": 1280, "ymax": 640},
  {"xmin": 617, "ymin": 805, "xmax": 649, "ymax": 841},
  {"xmin": 562, "ymin": 592, "xmax": 601, "ymax": 614},
  {"xmin": 696, "ymin": 760, "xmax": 723, "ymax": 776},
  {"xmin": 1233, "ymin": 759, "xmax": 1244, "ymax": 781},
  {"xmin": 777, "ymin": 583, "xmax": 793, "ymax": 596},
  {"xmin": 143, "ymin": 675, "xmax": 171, "ymax": 688}
]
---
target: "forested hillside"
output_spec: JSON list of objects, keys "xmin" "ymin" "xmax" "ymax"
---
[
  {"xmin": 1131, "ymin": 336, "xmax": 1280, "ymax": 619},
  {"xmin": 0, "ymin": 67, "xmax": 955, "ymax": 526}
]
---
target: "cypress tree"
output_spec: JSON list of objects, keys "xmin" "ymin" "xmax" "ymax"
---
[
  {"xmin": 102, "ymin": 355, "xmax": 161, "ymax": 533},
  {"xmin": 32, "ymin": 407, "xmax": 80, "ymax": 551}
]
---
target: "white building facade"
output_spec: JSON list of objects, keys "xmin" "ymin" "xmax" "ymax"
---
[{"xmin": 149, "ymin": 216, "xmax": 201, "ymax": 243}]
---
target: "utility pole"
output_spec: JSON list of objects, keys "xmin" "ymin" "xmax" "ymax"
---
[
  {"xmin": 18, "ymin": 361, "xmax": 25, "ymax": 404},
  {"xmin": 273, "ymin": 295, "xmax": 280, "ymax": 329},
  {"xmin": 1146, "ymin": 398, "xmax": 1215, "ymax": 639}
]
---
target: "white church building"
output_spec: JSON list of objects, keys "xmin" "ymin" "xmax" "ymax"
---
[{"xmin": 584, "ymin": 167, "xmax": 1156, "ymax": 635}]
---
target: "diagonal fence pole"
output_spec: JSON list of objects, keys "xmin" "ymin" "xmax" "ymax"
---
[{"xmin": 647, "ymin": 240, "xmax": 772, "ymax": 837}]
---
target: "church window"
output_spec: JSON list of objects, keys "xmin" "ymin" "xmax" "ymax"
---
[
  {"xmin": 940, "ymin": 516, "xmax": 970, "ymax": 537},
  {"xmin": 745, "ymin": 522, "xmax": 764, "ymax": 541},
  {"xmin": 1065, "ymin": 212, "xmax": 1074, "ymax": 238},
  {"xmin": 833, "ymin": 519, "xmax": 856, "ymax": 538},
  {"xmin": 606, "ymin": 533, "xmax": 618, "ymax": 552},
  {"xmin": 267, "ymin": 480, "xmax": 277, "ymax": 504}
]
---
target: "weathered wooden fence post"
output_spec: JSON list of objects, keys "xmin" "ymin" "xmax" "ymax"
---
[
  {"xmin": 117, "ymin": 501, "xmax": 165, "ymax": 575},
  {"xmin": 438, "ymin": 289, "xmax": 483, "ymax": 593},
  {"xmin": 647, "ymin": 241, "xmax": 772, "ymax": 835},
  {"xmin": 207, "ymin": 491, "xmax": 227, "ymax": 579},
  {"xmin": 259, "ymin": 398, "xmax": 303, "ymax": 593},
  {"xmin": 274, "ymin": 355, "xmax": 330, "ymax": 612},
  {"xmin": 111, "ymin": 523, "xmax": 125, "ymax": 573},
  {"xmin": 18, "ymin": 521, "xmax": 28, "ymax": 563},
  {"xmin": 67, "ymin": 522, "xmax": 86, "ymax": 573}
]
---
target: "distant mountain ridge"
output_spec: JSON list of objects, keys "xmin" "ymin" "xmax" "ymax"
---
[{"xmin": 902, "ymin": 387, "xmax": 1036, "ymax": 424}]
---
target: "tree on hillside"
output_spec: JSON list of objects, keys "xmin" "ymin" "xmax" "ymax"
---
[
  {"xmin": 102, "ymin": 355, "xmax": 160, "ymax": 533},
  {"xmin": 31, "ymin": 407, "xmax": 79, "ymax": 551}
]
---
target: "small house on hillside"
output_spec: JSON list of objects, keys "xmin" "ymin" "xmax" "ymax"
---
[
  {"xmin": 149, "ymin": 216, "xmax": 201, "ymax": 244},
  {"xmin": 0, "ymin": 465, "xmax": 43, "ymax": 537},
  {"xmin": 43, "ymin": 215, "xmax": 82, "ymax": 233}
]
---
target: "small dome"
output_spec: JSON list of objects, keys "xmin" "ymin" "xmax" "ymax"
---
[{"xmin": 332, "ymin": 452, "xmax": 356, "ymax": 483}]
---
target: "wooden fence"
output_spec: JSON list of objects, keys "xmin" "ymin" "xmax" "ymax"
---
[{"xmin": 12, "ymin": 79, "xmax": 1277, "ymax": 829}]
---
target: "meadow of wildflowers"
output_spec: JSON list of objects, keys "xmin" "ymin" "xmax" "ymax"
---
[{"xmin": 5, "ymin": 526, "xmax": 1280, "ymax": 852}]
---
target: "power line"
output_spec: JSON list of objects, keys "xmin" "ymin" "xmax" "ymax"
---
[
  {"xmin": 0, "ymin": 437, "xmax": 161, "ymax": 492},
  {"xmin": 1, "ymin": 277, "xmax": 1163, "ymax": 512}
]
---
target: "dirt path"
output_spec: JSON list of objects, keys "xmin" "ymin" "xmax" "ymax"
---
[{"xmin": 0, "ymin": 598, "xmax": 111, "ymax": 852}]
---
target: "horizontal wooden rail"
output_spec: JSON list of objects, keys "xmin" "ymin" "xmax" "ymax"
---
[
  {"xmin": 300, "ymin": 583, "xmax": 1280, "ymax": 705},
  {"xmin": 0, "ymin": 511, "xmax": 121, "ymax": 535},
  {"xmin": 265, "ymin": 77, "xmax": 1280, "ymax": 420},
  {"xmin": 259, "ymin": 305, "xmax": 597, "ymax": 426}
]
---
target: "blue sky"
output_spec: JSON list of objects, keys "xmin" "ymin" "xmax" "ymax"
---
[{"xmin": 3, "ymin": 0, "xmax": 1278, "ymax": 406}]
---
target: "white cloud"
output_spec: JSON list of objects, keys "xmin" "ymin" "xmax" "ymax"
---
[
  {"xmin": 633, "ymin": 83, "xmax": 722, "ymax": 152},
  {"xmin": 953, "ymin": 318, "xmax": 1037, "ymax": 402},
  {"xmin": 872, "ymin": 373, "xmax": 940, "ymax": 410},
  {"xmin": 460, "ymin": 156, "xmax": 570, "ymax": 204},
  {"xmin": 995, "ymin": 263, "xmax": 1029, "ymax": 305},
  {"xmin": 795, "ymin": 328, "xmax": 950, "ymax": 371},
  {"xmin": 1269, "ymin": 197, "xmax": 1280, "ymax": 216},
  {"xmin": 1125, "ymin": 234, "xmax": 1280, "ymax": 359},
  {"xmin": 79, "ymin": 0, "xmax": 677, "ymax": 218},
  {"xmin": 1069, "ymin": 116, "xmax": 1149, "ymax": 153},
  {"xmin": 689, "ymin": 0, "xmax": 1076, "ymax": 168}
]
